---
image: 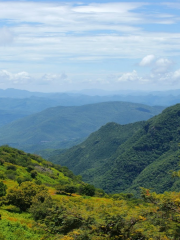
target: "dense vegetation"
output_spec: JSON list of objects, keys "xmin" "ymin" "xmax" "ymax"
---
[
  {"xmin": 0, "ymin": 101, "xmax": 163, "ymax": 152},
  {"xmin": 48, "ymin": 104, "xmax": 180, "ymax": 195},
  {"xmin": 2, "ymin": 146, "xmax": 180, "ymax": 239}
]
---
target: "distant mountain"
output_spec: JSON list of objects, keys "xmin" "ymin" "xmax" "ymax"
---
[
  {"xmin": 0, "ymin": 88, "xmax": 53, "ymax": 98},
  {"xmin": 1, "ymin": 88, "xmax": 180, "ymax": 108},
  {"xmin": 0, "ymin": 101, "xmax": 164, "ymax": 152},
  {"xmin": 48, "ymin": 104, "xmax": 180, "ymax": 195},
  {"xmin": 0, "ymin": 109, "xmax": 28, "ymax": 127}
]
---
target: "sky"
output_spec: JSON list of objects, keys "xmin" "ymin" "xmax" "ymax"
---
[{"xmin": 0, "ymin": 0, "xmax": 180, "ymax": 92}]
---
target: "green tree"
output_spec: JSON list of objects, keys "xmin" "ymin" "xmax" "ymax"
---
[
  {"xmin": 6, "ymin": 181, "xmax": 46, "ymax": 211},
  {"xmin": 29, "ymin": 190, "xmax": 53, "ymax": 220},
  {"xmin": 0, "ymin": 181, "xmax": 7, "ymax": 197},
  {"xmin": 79, "ymin": 183, "xmax": 95, "ymax": 196}
]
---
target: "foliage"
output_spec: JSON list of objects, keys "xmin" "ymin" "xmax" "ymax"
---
[
  {"xmin": 49, "ymin": 104, "xmax": 180, "ymax": 195},
  {"xmin": 0, "ymin": 181, "xmax": 7, "ymax": 197},
  {"xmin": 79, "ymin": 184, "xmax": 95, "ymax": 197},
  {"xmin": 0, "ymin": 102, "xmax": 163, "ymax": 152},
  {"xmin": 5, "ymin": 181, "xmax": 47, "ymax": 211},
  {"xmin": 29, "ymin": 190, "xmax": 53, "ymax": 220},
  {"xmin": 2, "ymin": 141, "xmax": 180, "ymax": 239}
]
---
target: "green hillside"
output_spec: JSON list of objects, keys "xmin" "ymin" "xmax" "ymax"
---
[
  {"xmin": 2, "ymin": 146, "xmax": 180, "ymax": 239},
  {"xmin": 0, "ymin": 101, "xmax": 164, "ymax": 152},
  {"xmin": 49, "ymin": 104, "xmax": 180, "ymax": 195},
  {"xmin": 49, "ymin": 121, "xmax": 145, "ymax": 177},
  {"xmin": 0, "ymin": 109, "xmax": 28, "ymax": 127}
]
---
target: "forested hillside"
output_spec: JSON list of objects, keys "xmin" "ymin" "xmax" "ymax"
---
[
  {"xmin": 0, "ymin": 102, "xmax": 164, "ymax": 152},
  {"xmin": 49, "ymin": 104, "xmax": 180, "ymax": 195},
  {"xmin": 1, "ymin": 146, "xmax": 180, "ymax": 239}
]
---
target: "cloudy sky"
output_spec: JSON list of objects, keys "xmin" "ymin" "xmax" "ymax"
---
[{"xmin": 0, "ymin": 0, "xmax": 180, "ymax": 92}]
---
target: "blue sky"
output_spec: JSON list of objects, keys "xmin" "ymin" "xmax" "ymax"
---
[{"xmin": 0, "ymin": 0, "xmax": 180, "ymax": 92}]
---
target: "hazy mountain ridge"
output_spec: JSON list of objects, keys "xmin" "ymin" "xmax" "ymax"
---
[
  {"xmin": 0, "ymin": 101, "xmax": 164, "ymax": 152},
  {"xmin": 48, "ymin": 104, "xmax": 180, "ymax": 195}
]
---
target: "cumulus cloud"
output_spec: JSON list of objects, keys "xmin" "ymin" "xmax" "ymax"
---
[
  {"xmin": 0, "ymin": 27, "xmax": 14, "ymax": 45},
  {"xmin": 172, "ymin": 69, "xmax": 180, "ymax": 80},
  {"xmin": 139, "ymin": 55, "xmax": 155, "ymax": 66},
  {"xmin": 117, "ymin": 70, "xmax": 142, "ymax": 82},
  {"xmin": 0, "ymin": 70, "xmax": 31, "ymax": 84},
  {"xmin": 41, "ymin": 73, "xmax": 69, "ymax": 85},
  {"xmin": 153, "ymin": 58, "xmax": 174, "ymax": 73},
  {"xmin": 140, "ymin": 55, "xmax": 174, "ymax": 74}
]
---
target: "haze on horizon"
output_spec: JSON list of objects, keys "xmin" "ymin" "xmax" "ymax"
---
[{"xmin": 0, "ymin": 0, "xmax": 180, "ymax": 93}]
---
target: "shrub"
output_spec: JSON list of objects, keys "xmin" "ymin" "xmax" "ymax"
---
[
  {"xmin": 29, "ymin": 190, "xmax": 53, "ymax": 220},
  {"xmin": 16, "ymin": 176, "xmax": 32, "ymax": 185},
  {"xmin": 6, "ymin": 173, "xmax": 16, "ymax": 180},
  {"xmin": 78, "ymin": 184, "xmax": 95, "ymax": 197},
  {"xmin": 41, "ymin": 206, "xmax": 84, "ymax": 234},
  {"xmin": 30, "ymin": 170, "xmax": 38, "ymax": 179},
  {"xmin": 0, "ymin": 171, "xmax": 6, "ymax": 180},
  {"xmin": 35, "ymin": 179, "xmax": 42, "ymax": 185},
  {"xmin": 0, "ymin": 181, "xmax": 7, "ymax": 197},
  {"xmin": 0, "ymin": 159, "xmax": 5, "ymax": 165},
  {"xmin": 6, "ymin": 181, "xmax": 47, "ymax": 211},
  {"xmin": 7, "ymin": 165, "xmax": 17, "ymax": 171}
]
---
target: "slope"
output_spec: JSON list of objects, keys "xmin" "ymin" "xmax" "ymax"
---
[
  {"xmin": 49, "ymin": 121, "xmax": 145, "ymax": 176},
  {"xmin": 0, "ymin": 101, "xmax": 164, "ymax": 152},
  {"xmin": 49, "ymin": 104, "xmax": 180, "ymax": 195},
  {"xmin": 0, "ymin": 109, "xmax": 28, "ymax": 127}
]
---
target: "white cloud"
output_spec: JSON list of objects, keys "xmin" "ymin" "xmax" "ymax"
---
[
  {"xmin": 73, "ymin": 3, "xmax": 144, "ymax": 14},
  {"xmin": 139, "ymin": 55, "xmax": 155, "ymax": 66},
  {"xmin": 0, "ymin": 70, "xmax": 31, "ymax": 84},
  {"xmin": 0, "ymin": 2, "xmax": 179, "ymax": 67},
  {"xmin": 117, "ymin": 70, "xmax": 141, "ymax": 82},
  {"xmin": 173, "ymin": 69, "xmax": 180, "ymax": 80},
  {"xmin": 153, "ymin": 58, "xmax": 174, "ymax": 73},
  {"xmin": 0, "ymin": 27, "xmax": 14, "ymax": 45},
  {"xmin": 0, "ymin": 1, "xmax": 180, "ymax": 92},
  {"xmin": 40, "ymin": 73, "xmax": 69, "ymax": 85}
]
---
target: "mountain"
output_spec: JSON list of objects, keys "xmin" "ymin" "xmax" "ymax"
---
[
  {"xmin": 48, "ymin": 104, "xmax": 180, "ymax": 195},
  {"xmin": 2, "ymin": 88, "xmax": 180, "ymax": 109},
  {"xmin": 0, "ymin": 109, "xmax": 28, "ymax": 127},
  {"xmin": 0, "ymin": 102, "xmax": 164, "ymax": 152},
  {"xmin": 48, "ymin": 121, "xmax": 145, "ymax": 176}
]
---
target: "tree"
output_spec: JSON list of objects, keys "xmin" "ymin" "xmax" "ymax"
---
[
  {"xmin": 6, "ymin": 181, "xmax": 46, "ymax": 211},
  {"xmin": 29, "ymin": 190, "xmax": 53, "ymax": 220},
  {"xmin": 79, "ymin": 183, "xmax": 95, "ymax": 196},
  {"xmin": 0, "ymin": 181, "xmax": 7, "ymax": 197}
]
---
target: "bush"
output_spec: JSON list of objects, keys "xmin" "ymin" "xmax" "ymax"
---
[
  {"xmin": 7, "ymin": 165, "xmax": 17, "ymax": 171},
  {"xmin": 0, "ymin": 181, "xmax": 7, "ymax": 197},
  {"xmin": 29, "ymin": 190, "xmax": 53, "ymax": 220},
  {"xmin": 6, "ymin": 173, "xmax": 16, "ymax": 180},
  {"xmin": 0, "ymin": 159, "xmax": 5, "ymax": 165},
  {"xmin": 41, "ymin": 206, "xmax": 83, "ymax": 234},
  {"xmin": 30, "ymin": 170, "xmax": 37, "ymax": 179},
  {"xmin": 0, "ymin": 171, "xmax": 6, "ymax": 180},
  {"xmin": 6, "ymin": 181, "xmax": 47, "ymax": 211},
  {"xmin": 35, "ymin": 179, "xmax": 42, "ymax": 185},
  {"xmin": 78, "ymin": 184, "xmax": 95, "ymax": 197},
  {"xmin": 16, "ymin": 176, "xmax": 32, "ymax": 185},
  {"xmin": 64, "ymin": 185, "xmax": 77, "ymax": 194}
]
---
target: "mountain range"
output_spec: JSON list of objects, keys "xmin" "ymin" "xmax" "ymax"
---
[
  {"xmin": 0, "ymin": 101, "xmax": 164, "ymax": 152},
  {"xmin": 48, "ymin": 104, "xmax": 180, "ymax": 195}
]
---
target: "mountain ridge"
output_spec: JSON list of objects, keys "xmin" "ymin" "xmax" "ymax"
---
[
  {"xmin": 48, "ymin": 103, "xmax": 180, "ymax": 195},
  {"xmin": 0, "ymin": 101, "xmax": 164, "ymax": 152}
]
